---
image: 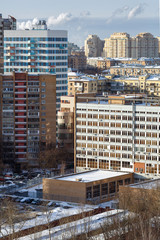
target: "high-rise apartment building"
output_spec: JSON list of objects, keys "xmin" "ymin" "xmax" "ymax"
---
[
  {"xmin": 85, "ymin": 35, "xmax": 104, "ymax": 57},
  {"xmin": 103, "ymin": 32, "xmax": 158, "ymax": 59},
  {"xmin": 103, "ymin": 32, "xmax": 131, "ymax": 58},
  {"xmin": 75, "ymin": 95, "xmax": 160, "ymax": 178},
  {"xmin": 131, "ymin": 33, "xmax": 158, "ymax": 58},
  {"xmin": 0, "ymin": 72, "xmax": 56, "ymax": 169},
  {"xmin": 0, "ymin": 14, "xmax": 16, "ymax": 73},
  {"xmin": 4, "ymin": 21, "xmax": 68, "ymax": 109}
]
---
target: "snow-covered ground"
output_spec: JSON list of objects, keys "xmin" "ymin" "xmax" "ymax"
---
[
  {"xmin": 18, "ymin": 209, "xmax": 126, "ymax": 240},
  {"xmin": 0, "ymin": 202, "xmax": 96, "ymax": 237}
]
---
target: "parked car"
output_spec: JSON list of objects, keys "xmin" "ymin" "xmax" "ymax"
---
[
  {"xmin": 32, "ymin": 199, "xmax": 41, "ymax": 205},
  {"xmin": 25, "ymin": 198, "xmax": 34, "ymax": 204}
]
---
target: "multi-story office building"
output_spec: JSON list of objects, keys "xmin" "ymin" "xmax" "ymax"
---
[
  {"xmin": 0, "ymin": 72, "xmax": 56, "ymax": 169},
  {"xmin": 0, "ymin": 14, "xmax": 16, "ymax": 73},
  {"xmin": 85, "ymin": 35, "xmax": 104, "ymax": 57},
  {"xmin": 75, "ymin": 95, "xmax": 160, "ymax": 178},
  {"xmin": 103, "ymin": 32, "xmax": 158, "ymax": 58},
  {"xmin": 4, "ymin": 21, "xmax": 68, "ymax": 109}
]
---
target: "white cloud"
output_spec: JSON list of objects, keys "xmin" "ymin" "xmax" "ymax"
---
[
  {"xmin": 17, "ymin": 17, "xmax": 39, "ymax": 30},
  {"xmin": 106, "ymin": 6, "xmax": 129, "ymax": 24},
  {"xmin": 47, "ymin": 13, "xmax": 73, "ymax": 27},
  {"xmin": 128, "ymin": 4, "xmax": 145, "ymax": 20}
]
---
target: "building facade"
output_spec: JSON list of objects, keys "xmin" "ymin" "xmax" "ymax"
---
[
  {"xmin": 103, "ymin": 33, "xmax": 131, "ymax": 58},
  {"xmin": 43, "ymin": 169, "xmax": 133, "ymax": 204},
  {"xmin": 131, "ymin": 33, "xmax": 158, "ymax": 58},
  {"xmin": 75, "ymin": 95, "xmax": 160, "ymax": 178},
  {"xmin": 85, "ymin": 35, "xmax": 104, "ymax": 57},
  {"xmin": 68, "ymin": 74, "xmax": 109, "ymax": 96},
  {"xmin": 0, "ymin": 72, "xmax": 56, "ymax": 168},
  {"xmin": 110, "ymin": 64, "xmax": 160, "ymax": 76},
  {"xmin": 68, "ymin": 50, "xmax": 86, "ymax": 71},
  {"xmin": 104, "ymin": 74, "xmax": 160, "ymax": 97},
  {"xmin": 4, "ymin": 23, "xmax": 68, "ymax": 109},
  {"xmin": 57, "ymin": 96, "xmax": 74, "ymax": 152},
  {"xmin": 103, "ymin": 32, "xmax": 158, "ymax": 59},
  {"xmin": 0, "ymin": 14, "xmax": 16, "ymax": 73}
]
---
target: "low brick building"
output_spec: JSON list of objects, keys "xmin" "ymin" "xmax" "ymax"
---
[{"xmin": 43, "ymin": 170, "xmax": 134, "ymax": 204}]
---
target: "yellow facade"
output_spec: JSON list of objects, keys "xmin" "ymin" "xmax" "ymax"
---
[{"xmin": 105, "ymin": 74, "xmax": 160, "ymax": 97}]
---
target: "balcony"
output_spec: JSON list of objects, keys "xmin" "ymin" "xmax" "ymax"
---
[
  {"xmin": 15, "ymin": 146, "xmax": 27, "ymax": 148},
  {"xmin": 15, "ymin": 139, "xmax": 27, "ymax": 142},
  {"xmin": 15, "ymin": 116, "xmax": 27, "ymax": 118},
  {"xmin": 15, "ymin": 110, "xmax": 26, "ymax": 112},
  {"xmin": 15, "ymin": 158, "xmax": 27, "ymax": 163},
  {"xmin": 15, "ymin": 152, "xmax": 27, "ymax": 154},
  {"xmin": 15, "ymin": 97, "xmax": 26, "ymax": 100},
  {"xmin": 15, "ymin": 85, "xmax": 27, "ymax": 88},
  {"xmin": 15, "ymin": 134, "xmax": 27, "ymax": 136},
  {"xmin": 15, "ymin": 121, "xmax": 27, "ymax": 124},
  {"xmin": 15, "ymin": 91, "xmax": 26, "ymax": 94},
  {"xmin": 15, "ymin": 104, "xmax": 26, "ymax": 106}
]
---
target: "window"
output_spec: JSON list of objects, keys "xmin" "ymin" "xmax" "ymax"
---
[
  {"xmin": 86, "ymin": 187, "xmax": 92, "ymax": 199},
  {"xmin": 109, "ymin": 182, "xmax": 116, "ymax": 194},
  {"xmin": 93, "ymin": 185, "xmax": 100, "ymax": 198},
  {"xmin": 125, "ymin": 178, "xmax": 131, "ymax": 185},
  {"xmin": 101, "ymin": 183, "xmax": 108, "ymax": 196}
]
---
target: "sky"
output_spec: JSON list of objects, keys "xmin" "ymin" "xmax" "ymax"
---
[{"xmin": 1, "ymin": 0, "xmax": 160, "ymax": 46}]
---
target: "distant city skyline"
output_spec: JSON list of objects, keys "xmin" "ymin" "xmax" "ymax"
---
[{"xmin": 1, "ymin": 0, "xmax": 160, "ymax": 46}]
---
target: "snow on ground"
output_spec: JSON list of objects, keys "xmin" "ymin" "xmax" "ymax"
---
[
  {"xmin": 0, "ymin": 203, "xmax": 96, "ymax": 237},
  {"xmin": 18, "ymin": 209, "xmax": 125, "ymax": 240}
]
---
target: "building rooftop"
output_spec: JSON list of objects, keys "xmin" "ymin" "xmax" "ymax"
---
[
  {"xmin": 68, "ymin": 72, "xmax": 83, "ymax": 77},
  {"xmin": 55, "ymin": 170, "xmax": 129, "ymax": 182},
  {"xmin": 126, "ymin": 179, "xmax": 160, "ymax": 190}
]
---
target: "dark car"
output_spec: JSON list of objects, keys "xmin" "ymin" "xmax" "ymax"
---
[
  {"xmin": 32, "ymin": 199, "xmax": 41, "ymax": 205},
  {"xmin": 25, "ymin": 198, "xmax": 34, "ymax": 203}
]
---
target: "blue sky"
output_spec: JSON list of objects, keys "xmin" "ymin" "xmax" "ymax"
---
[{"xmin": 1, "ymin": 0, "xmax": 160, "ymax": 46}]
